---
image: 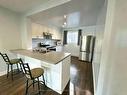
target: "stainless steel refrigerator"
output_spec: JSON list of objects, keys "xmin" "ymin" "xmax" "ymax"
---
[{"xmin": 79, "ymin": 35, "xmax": 95, "ymax": 62}]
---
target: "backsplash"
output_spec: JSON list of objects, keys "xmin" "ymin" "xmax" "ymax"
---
[{"xmin": 32, "ymin": 38, "xmax": 61, "ymax": 48}]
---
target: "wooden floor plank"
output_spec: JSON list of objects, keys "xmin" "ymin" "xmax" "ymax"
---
[{"xmin": 0, "ymin": 56, "xmax": 94, "ymax": 95}]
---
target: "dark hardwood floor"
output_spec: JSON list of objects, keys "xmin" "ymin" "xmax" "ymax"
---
[{"xmin": 0, "ymin": 56, "xmax": 94, "ymax": 95}]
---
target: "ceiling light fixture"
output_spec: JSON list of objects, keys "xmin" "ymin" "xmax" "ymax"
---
[
  {"xmin": 62, "ymin": 15, "xmax": 67, "ymax": 28},
  {"xmin": 64, "ymin": 15, "xmax": 67, "ymax": 19},
  {"xmin": 64, "ymin": 22, "xmax": 67, "ymax": 25},
  {"xmin": 62, "ymin": 25, "xmax": 65, "ymax": 27}
]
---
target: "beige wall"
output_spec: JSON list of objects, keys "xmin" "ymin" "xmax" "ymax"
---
[
  {"xmin": 0, "ymin": 6, "xmax": 22, "ymax": 74},
  {"xmin": 32, "ymin": 23, "xmax": 62, "ymax": 39},
  {"xmin": 0, "ymin": 6, "xmax": 22, "ymax": 50}
]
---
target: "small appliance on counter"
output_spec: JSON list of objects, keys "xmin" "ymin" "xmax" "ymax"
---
[{"xmin": 79, "ymin": 35, "xmax": 95, "ymax": 62}]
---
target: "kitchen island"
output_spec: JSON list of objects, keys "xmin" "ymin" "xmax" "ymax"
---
[{"xmin": 11, "ymin": 49, "xmax": 71, "ymax": 94}]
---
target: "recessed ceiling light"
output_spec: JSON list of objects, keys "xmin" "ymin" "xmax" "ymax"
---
[
  {"xmin": 64, "ymin": 15, "xmax": 67, "ymax": 19},
  {"xmin": 62, "ymin": 25, "xmax": 65, "ymax": 27},
  {"xmin": 64, "ymin": 22, "xmax": 67, "ymax": 25}
]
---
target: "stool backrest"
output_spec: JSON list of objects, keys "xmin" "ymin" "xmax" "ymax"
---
[
  {"xmin": 0, "ymin": 53, "xmax": 11, "ymax": 64},
  {"xmin": 21, "ymin": 63, "xmax": 33, "ymax": 79}
]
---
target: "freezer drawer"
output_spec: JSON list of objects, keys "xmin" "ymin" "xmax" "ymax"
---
[{"xmin": 79, "ymin": 52, "xmax": 92, "ymax": 62}]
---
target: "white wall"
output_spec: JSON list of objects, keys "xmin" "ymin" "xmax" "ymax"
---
[
  {"xmin": 0, "ymin": 6, "xmax": 22, "ymax": 75},
  {"xmin": 92, "ymin": 0, "xmax": 107, "ymax": 94},
  {"xmin": 20, "ymin": 16, "xmax": 32, "ymax": 49},
  {"xmin": 64, "ymin": 43, "xmax": 80, "ymax": 57},
  {"xmin": 97, "ymin": 0, "xmax": 127, "ymax": 95},
  {"xmin": 63, "ymin": 26, "xmax": 96, "ymax": 57},
  {"xmin": 32, "ymin": 22, "xmax": 62, "ymax": 39}
]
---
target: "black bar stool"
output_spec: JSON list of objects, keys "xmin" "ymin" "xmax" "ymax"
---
[
  {"xmin": 20, "ymin": 60, "xmax": 46, "ymax": 95},
  {"xmin": 0, "ymin": 52, "xmax": 22, "ymax": 80}
]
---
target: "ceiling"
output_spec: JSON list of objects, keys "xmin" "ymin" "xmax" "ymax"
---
[
  {"xmin": 0, "ymin": 0, "xmax": 106, "ymax": 28},
  {"xmin": 0, "ymin": 0, "xmax": 48, "ymax": 13},
  {"xmin": 29, "ymin": 0, "xmax": 106, "ymax": 28}
]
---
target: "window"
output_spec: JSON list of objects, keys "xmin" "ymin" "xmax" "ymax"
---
[{"xmin": 67, "ymin": 31, "xmax": 78, "ymax": 44}]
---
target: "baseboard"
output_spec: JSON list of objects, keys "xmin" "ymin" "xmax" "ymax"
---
[
  {"xmin": 0, "ymin": 71, "xmax": 6, "ymax": 76},
  {"xmin": 71, "ymin": 56, "xmax": 78, "ymax": 58},
  {"xmin": 92, "ymin": 63, "xmax": 96, "ymax": 95}
]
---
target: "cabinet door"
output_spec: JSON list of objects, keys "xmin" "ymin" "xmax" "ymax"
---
[
  {"xmin": 62, "ymin": 56, "xmax": 70, "ymax": 90},
  {"xmin": 43, "ymin": 62, "xmax": 62, "ymax": 92}
]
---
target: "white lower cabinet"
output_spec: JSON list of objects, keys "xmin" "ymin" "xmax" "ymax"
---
[{"xmin": 17, "ymin": 54, "xmax": 70, "ymax": 94}]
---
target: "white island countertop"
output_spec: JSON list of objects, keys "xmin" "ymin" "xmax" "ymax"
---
[{"xmin": 11, "ymin": 49, "xmax": 70, "ymax": 65}]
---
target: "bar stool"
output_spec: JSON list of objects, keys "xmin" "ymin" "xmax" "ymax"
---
[
  {"xmin": 0, "ymin": 52, "xmax": 22, "ymax": 80},
  {"xmin": 20, "ymin": 61, "xmax": 46, "ymax": 95}
]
